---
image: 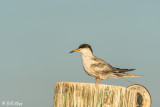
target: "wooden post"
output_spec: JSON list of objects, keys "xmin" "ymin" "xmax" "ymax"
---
[
  {"xmin": 53, "ymin": 82, "xmax": 139, "ymax": 107},
  {"xmin": 128, "ymin": 84, "xmax": 151, "ymax": 107}
]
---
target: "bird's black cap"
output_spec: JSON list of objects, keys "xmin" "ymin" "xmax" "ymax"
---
[
  {"xmin": 78, "ymin": 44, "xmax": 93, "ymax": 52},
  {"xmin": 70, "ymin": 44, "xmax": 93, "ymax": 53}
]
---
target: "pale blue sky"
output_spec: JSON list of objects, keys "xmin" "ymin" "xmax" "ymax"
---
[{"xmin": 0, "ymin": 0, "xmax": 159, "ymax": 107}]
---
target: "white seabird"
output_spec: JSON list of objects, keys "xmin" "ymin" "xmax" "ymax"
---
[{"xmin": 70, "ymin": 44, "xmax": 140, "ymax": 84}]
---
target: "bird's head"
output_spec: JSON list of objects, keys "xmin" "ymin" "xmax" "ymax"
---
[{"xmin": 70, "ymin": 44, "xmax": 93, "ymax": 54}]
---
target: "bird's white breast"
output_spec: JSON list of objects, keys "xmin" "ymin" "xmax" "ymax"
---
[
  {"xmin": 82, "ymin": 55, "xmax": 96, "ymax": 77},
  {"xmin": 82, "ymin": 56, "xmax": 91, "ymax": 70}
]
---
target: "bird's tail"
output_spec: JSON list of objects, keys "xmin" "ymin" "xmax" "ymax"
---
[
  {"xmin": 115, "ymin": 73, "xmax": 142, "ymax": 78},
  {"xmin": 120, "ymin": 77, "xmax": 136, "ymax": 84},
  {"xmin": 114, "ymin": 67, "xmax": 135, "ymax": 73},
  {"xmin": 115, "ymin": 73, "xmax": 143, "ymax": 84}
]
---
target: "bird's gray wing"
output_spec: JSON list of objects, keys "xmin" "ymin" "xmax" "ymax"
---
[{"xmin": 90, "ymin": 57, "xmax": 114, "ymax": 75}]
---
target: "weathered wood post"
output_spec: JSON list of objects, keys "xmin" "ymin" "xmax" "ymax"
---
[{"xmin": 53, "ymin": 82, "xmax": 151, "ymax": 107}]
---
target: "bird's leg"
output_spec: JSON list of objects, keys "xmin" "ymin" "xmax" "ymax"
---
[
  {"xmin": 95, "ymin": 78, "xmax": 97, "ymax": 84},
  {"xmin": 98, "ymin": 78, "xmax": 101, "ymax": 84}
]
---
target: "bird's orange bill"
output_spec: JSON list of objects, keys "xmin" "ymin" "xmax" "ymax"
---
[{"xmin": 70, "ymin": 49, "xmax": 80, "ymax": 53}]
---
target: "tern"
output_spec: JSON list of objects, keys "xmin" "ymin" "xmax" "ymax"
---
[{"xmin": 70, "ymin": 44, "xmax": 140, "ymax": 84}]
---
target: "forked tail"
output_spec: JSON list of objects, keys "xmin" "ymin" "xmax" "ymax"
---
[
  {"xmin": 115, "ymin": 73, "xmax": 141, "ymax": 77},
  {"xmin": 115, "ymin": 73, "xmax": 143, "ymax": 83}
]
